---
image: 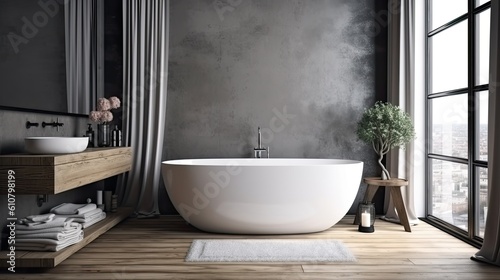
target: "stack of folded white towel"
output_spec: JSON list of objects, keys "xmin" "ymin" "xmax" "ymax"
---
[
  {"xmin": 50, "ymin": 203, "xmax": 106, "ymax": 229},
  {"xmin": 15, "ymin": 203, "xmax": 107, "ymax": 252},
  {"xmin": 16, "ymin": 214, "xmax": 83, "ymax": 252}
]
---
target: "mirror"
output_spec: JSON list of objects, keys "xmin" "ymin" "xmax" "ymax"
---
[{"xmin": 0, "ymin": 0, "xmax": 102, "ymax": 116}]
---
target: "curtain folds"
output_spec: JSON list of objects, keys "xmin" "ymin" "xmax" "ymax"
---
[
  {"xmin": 473, "ymin": 0, "xmax": 500, "ymax": 266},
  {"xmin": 117, "ymin": 0, "xmax": 169, "ymax": 215},
  {"xmin": 65, "ymin": 0, "xmax": 103, "ymax": 114},
  {"xmin": 385, "ymin": 0, "xmax": 419, "ymax": 224}
]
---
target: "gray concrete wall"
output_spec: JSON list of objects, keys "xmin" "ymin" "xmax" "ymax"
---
[{"xmin": 162, "ymin": 0, "xmax": 387, "ymax": 215}]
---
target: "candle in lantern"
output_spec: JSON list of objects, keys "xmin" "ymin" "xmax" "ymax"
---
[{"xmin": 361, "ymin": 211, "xmax": 370, "ymax": 227}]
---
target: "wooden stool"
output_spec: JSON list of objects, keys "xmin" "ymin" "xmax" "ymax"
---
[{"xmin": 354, "ymin": 177, "xmax": 412, "ymax": 232}]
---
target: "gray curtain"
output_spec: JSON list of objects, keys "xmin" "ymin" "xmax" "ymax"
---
[
  {"xmin": 473, "ymin": 0, "xmax": 500, "ymax": 266},
  {"xmin": 117, "ymin": 0, "xmax": 169, "ymax": 215},
  {"xmin": 65, "ymin": 0, "xmax": 103, "ymax": 114},
  {"xmin": 385, "ymin": 0, "xmax": 419, "ymax": 224}
]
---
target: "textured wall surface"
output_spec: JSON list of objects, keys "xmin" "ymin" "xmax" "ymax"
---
[{"xmin": 163, "ymin": 0, "xmax": 387, "ymax": 215}]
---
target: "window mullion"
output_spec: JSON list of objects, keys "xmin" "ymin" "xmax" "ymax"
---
[{"xmin": 467, "ymin": 0, "xmax": 476, "ymax": 241}]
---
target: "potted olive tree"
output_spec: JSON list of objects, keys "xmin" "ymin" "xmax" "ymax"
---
[{"xmin": 356, "ymin": 101, "xmax": 415, "ymax": 180}]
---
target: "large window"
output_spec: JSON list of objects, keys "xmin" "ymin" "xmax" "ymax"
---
[{"xmin": 426, "ymin": 0, "xmax": 490, "ymax": 245}]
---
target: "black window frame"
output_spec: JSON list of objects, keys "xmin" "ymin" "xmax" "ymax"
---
[{"xmin": 425, "ymin": 0, "xmax": 491, "ymax": 248}]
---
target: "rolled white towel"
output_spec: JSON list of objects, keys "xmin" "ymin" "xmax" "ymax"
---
[{"xmin": 50, "ymin": 203, "xmax": 97, "ymax": 215}]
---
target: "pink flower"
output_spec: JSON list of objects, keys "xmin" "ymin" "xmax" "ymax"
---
[
  {"xmin": 97, "ymin": 98, "xmax": 111, "ymax": 111},
  {"xmin": 89, "ymin": 97, "xmax": 120, "ymax": 124},
  {"xmin": 109, "ymin": 96, "xmax": 121, "ymax": 109},
  {"xmin": 89, "ymin": 111, "xmax": 102, "ymax": 122},
  {"xmin": 100, "ymin": 111, "xmax": 113, "ymax": 123}
]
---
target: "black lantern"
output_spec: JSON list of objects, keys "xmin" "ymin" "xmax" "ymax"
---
[{"xmin": 358, "ymin": 201, "xmax": 375, "ymax": 233}]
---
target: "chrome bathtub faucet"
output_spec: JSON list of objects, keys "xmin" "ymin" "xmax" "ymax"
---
[{"xmin": 254, "ymin": 127, "xmax": 269, "ymax": 158}]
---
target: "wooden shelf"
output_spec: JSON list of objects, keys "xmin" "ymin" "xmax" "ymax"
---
[
  {"xmin": 0, "ymin": 207, "xmax": 134, "ymax": 268},
  {"xmin": 0, "ymin": 147, "xmax": 132, "ymax": 194}
]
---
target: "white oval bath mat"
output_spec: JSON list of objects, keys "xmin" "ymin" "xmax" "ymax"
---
[{"xmin": 185, "ymin": 239, "xmax": 356, "ymax": 262}]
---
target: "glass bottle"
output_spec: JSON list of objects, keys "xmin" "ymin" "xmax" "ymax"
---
[
  {"xmin": 86, "ymin": 123, "xmax": 95, "ymax": 148},
  {"xmin": 112, "ymin": 124, "xmax": 122, "ymax": 147}
]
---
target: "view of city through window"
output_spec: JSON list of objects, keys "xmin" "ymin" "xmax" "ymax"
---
[
  {"xmin": 427, "ymin": 0, "xmax": 490, "ymax": 240},
  {"xmin": 431, "ymin": 123, "xmax": 488, "ymax": 234}
]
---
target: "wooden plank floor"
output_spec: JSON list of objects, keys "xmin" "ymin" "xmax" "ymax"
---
[{"xmin": 3, "ymin": 215, "xmax": 500, "ymax": 279}]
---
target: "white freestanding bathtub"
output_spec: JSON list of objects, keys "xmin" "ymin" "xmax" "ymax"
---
[{"xmin": 161, "ymin": 158, "xmax": 363, "ymax": 234}]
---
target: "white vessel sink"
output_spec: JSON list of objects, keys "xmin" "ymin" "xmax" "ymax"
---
[{"xmin": 25, "ymin": 137, "xmax": 89, "ymax": 154}]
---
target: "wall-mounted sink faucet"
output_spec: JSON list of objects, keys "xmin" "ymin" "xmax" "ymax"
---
[
  {"xmin": 26, "ymin": 121, "xmax": 39, "ymax": 129},
  {"xmin": 254, "ymin": 127, "xmax": 269, "ymax": 158},
  {"xmin": 42, "ymin": 118, "xmax": 64, "ymax": 131}
]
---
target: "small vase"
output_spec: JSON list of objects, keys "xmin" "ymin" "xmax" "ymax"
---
[{"xmin": 97, "ymin": 123, "xmax": 111, "ymax": 147}]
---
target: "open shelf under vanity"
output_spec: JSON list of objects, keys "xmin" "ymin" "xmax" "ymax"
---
[{"xmin": 0, "ymin": 207, "xmax": 134, "ymax": 268}]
